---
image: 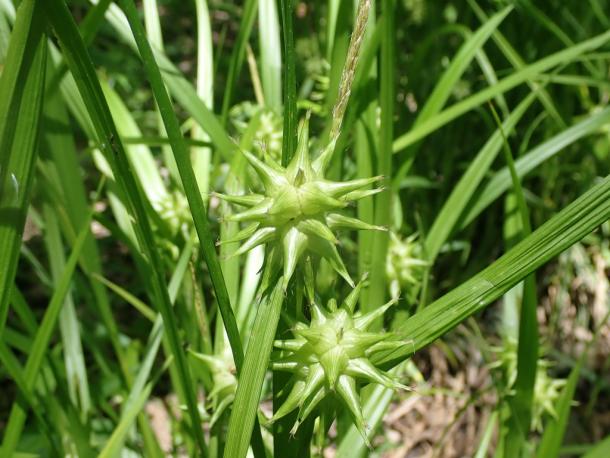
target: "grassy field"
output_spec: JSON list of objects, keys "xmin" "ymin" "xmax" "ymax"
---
[{"xmin": 0, "ymin": 0, "xmax": 609, "ymax": 456}]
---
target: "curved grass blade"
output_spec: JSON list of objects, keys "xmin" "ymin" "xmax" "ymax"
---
[{"xmin": 467, "ymin": 0, "xmax": 566, "ymax": 129}]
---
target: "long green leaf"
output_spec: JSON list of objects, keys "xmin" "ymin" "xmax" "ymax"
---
[
  {"xmin": 258, "ymin": 0, "xmax": 282, "ymax": 111},
  {"xmin": 224, "ymin": 280, "xmax": 284, "ymax": 458},
  {"xmin": 364, "ymin": 0, "xmax": 394, "ymax": 322},
  {"xmin": 424, "ymin": 92, "xmax": 537, "ymax": 262},
  {"xmin": 220, "ymin": 0, "xmax": 258, "ymax": 123}
]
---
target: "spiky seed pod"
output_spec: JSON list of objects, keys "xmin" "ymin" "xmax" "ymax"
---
[
  {"xmin": 270, "ymin": 280, "xmax": 410, "ymax": 444},
  {"xmin": 189, "ymin": 346, "xmax": 237, "ymax": 427},
  {"xmin": 157, "ymin": 190, "xmax": 192, "ymax": 236},
  {"xmin": 217, "ymin": 117, "xmax": 385, "ymax": 289},
  {"xmin": 230, "ymin": 102, "xmax": 283, "ymax": 161},
  {"xmin": 385, "ymin": 232, "xmax": 429, "ymax": 299},
  {"xmin": 489, "ymin": 338, "xmax": 566, "ymax": 432}
]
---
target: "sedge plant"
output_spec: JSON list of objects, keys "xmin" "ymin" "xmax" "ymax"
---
[{"xmin": 0, "ymin": 0, "xmax": 609, "ymax": 457}]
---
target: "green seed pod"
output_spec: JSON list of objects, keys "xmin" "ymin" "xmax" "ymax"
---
[
  {"xmin": 230, "ymin": 102, "xmax": 283, "ymax": 162},
  {"xmin": 490, "ymin": 338, "xmax": 566, "ymax": 432},
  {"xmin": 385, "ymin": 232, "xmax": 429, "ymax": 300},
  {"xmin": 189, "ymin": 345, "xmax": 237, "ymax": 427},
  {"xmin": 270, "ymin": 279, "xmax": 410, "ymax": 444},
  {"xmin": 217, "ymin": 117, "xmax": 385, "ymax": 289}
]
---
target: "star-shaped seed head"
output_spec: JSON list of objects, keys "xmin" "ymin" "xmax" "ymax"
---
[
  {"xmin": 386, "ymin": 232, "xmax": 429, "ymax": 300},
  {"xmin": 217, "ymin": 117, "xmax": 385, "ymax": 289},
  {"xmin": 489, "ymin": 338, "xmax": 566, "ymax": 432},
  {"xmin": 189, "ymin": 345, "xmax": 237, "ymax": 427},
  {"xmin": 270, "ymin": 280, "xmax": 410, "ymax": 445}
]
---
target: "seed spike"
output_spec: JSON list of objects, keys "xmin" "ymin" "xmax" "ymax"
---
[
  {"xmin": 320, "ymin": 347, "xmax": 348, "ymax": 388},
  {"xmin": 327, "ymin": 213, "xmax": 387, "ymax": 232},
  {"xmin": 312, "ymin": 137, "xmax": 337, "ymax": 175},
  {"xmin": 309, "ymin": 237, "xmax": 354, "ymax": 287},
  {"xmin": 225, "ymin": 199, "xmax": 272, "ymax": 223},
  {"xmin": 282, "ymin": 227, "xmax": 308, "ymax": 289},
  {"xmin": 354, "ymin": 297, "xmax": 398, "ymax": 330},
  {"xmin": 291, "ymin": 388, "xmax": 326, "ymax": 435},
  {"xmin": 216, "ymin": 223, "xmax": 260, "ymax": 246},
  {"xmin": 213, "ymin": 192, "xmax": 265, "ymax": 207},
  {"xmin": 274, "ymin": 339, "xmax": 306, "ymax": 352},
  {"xmin": 210, "ymin": 395, "xmax": 234, "ymax": 428},
  {"xmin": 287, "ymin": 115, "xmax": 315, "ymax": 183},
  {"xmin": 270, "ymin": 360, "xmax": 301, "ymax": 372},
  {"xmin": 298, "ymin": 183, "xmax": 348, "ymax": 215},
  {"xmin": 336, "ymin": 375, "xmax": 370, "ymax": 447},
  {"xmin": 242, "ymin": 149, "xmax": 287, "ymax": 189},
  {"xmin": 230, "ymin": 227, "xmax": 276, "ymax": 258},
  {"xmin": 298, "ymin": 218, "xmax": 338, "ymax": 244},
  {"xmin": 301, "ymin": 364, "xmax": 326, "ymax": 402},
  {"xmin": 317, "ymin": 176, "xmax": 383, "ymax": 198},
  {"xmin": 309, "ymin": 302, "xmax": 327, "ymax": 323},
  {"xmin": 342, "ymin": 275, "xmax": 367, "ymax": 313},
  {"xmin": 270, "ymin": 379, "xmax": 307, "ymax": 423},
  {"xmin": 341, "ymin": 187, "xmax": 384, "ymax": 202},
  {"xmin": 347, "ymin": 358, "xmax": 409, "ymax": 390}
]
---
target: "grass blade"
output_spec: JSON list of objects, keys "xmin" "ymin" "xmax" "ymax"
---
[
  {"xmin": 258, "ymin": 0, "xmax": 282, "ymax": 111},
  {"xmin": 393, "ymin": 6, "xmax": 512, "ymax": 184},
  {"xmin": 365, "ymin": 0, "xmax": 393, "ymax": 320},
  {"xmin": 279, "ymin": 0, "xmax": 297, "ymax": 165},
  {"xmin": 220, "ymin": 0, "xmax": 257, "ymax": 123},
  {"xmin": 424, "ymin": 92, "xmax": 538, "ymax": 262},
  {"xmin": 224, "ymin": 280, "xmax": 284, "ymax": 458}
]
